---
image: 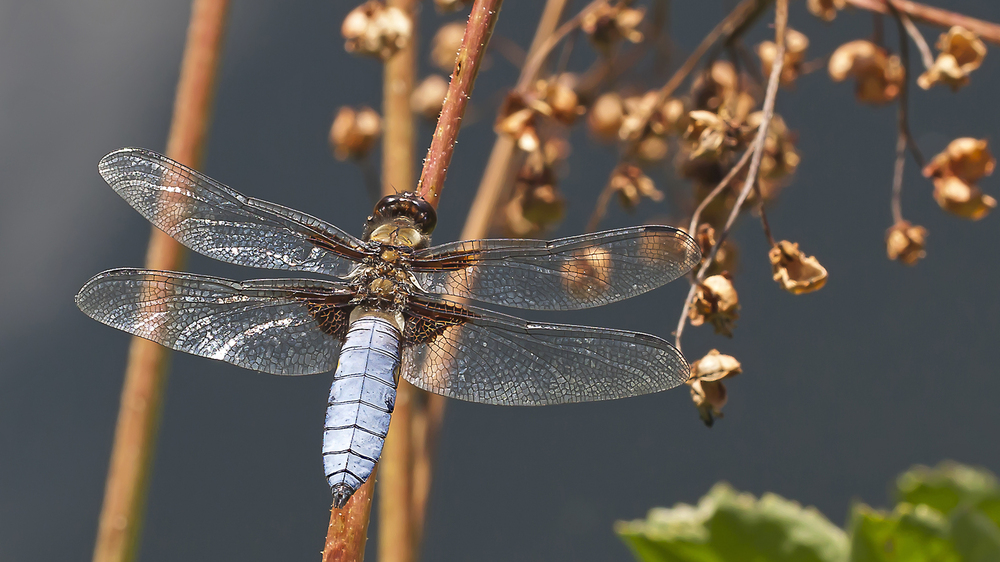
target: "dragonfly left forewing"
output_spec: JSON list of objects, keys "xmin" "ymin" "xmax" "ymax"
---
[
  {"xmin": 409, "ymin": 225, "xmax": 700, "ymax": 311},
  {"xmin": 99, "ymin": 148, "xmax": 369, "ymax": 278},
  {"xmin": 76, "ymin": 269, "xmax": 355, "ymax": 375},
  {"xmin": 400, "ymin": 296, "xmax": 690, "ymax": 406}
]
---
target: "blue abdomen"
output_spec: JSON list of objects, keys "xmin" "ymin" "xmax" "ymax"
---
[{"xmin": 323, "ymin": 313, "xmax": 401, "ymax": 508}]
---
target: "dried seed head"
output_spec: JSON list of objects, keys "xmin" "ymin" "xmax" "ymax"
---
[
  {"xmin": 635, "ymin": 135, "xmax": 669, "ymax": 164},
  {"xmin": 931, "ymin": 176, "xmax": 996, "ymax": 220},
  {"xmin": 694, "ymin": 224, "xmax": 739, "ymax": 276},
  {"xmin": 918, "ymin": 26, "xmax": 987, "ymax": 91},
  {"xmin": 434, "ymin": 0, "xmax": 472, "ymax": 12},
  {"xmin": 581, "ymin": 1, "xmax": 645, "ymax": 53},
  {"xmin": 689, "ymin": 274, "xmax": 740, "ymax": 337},
  {"xmin": 329, "ymin": 106, "xmax": 382, "ymax": 160},
  {"xmin": 807, "ymin": 0, "xmax": 845, "ymax": 22},
  {"xmin": 828, "ymin": 40, "xmax": 904, "ymax": 104},
  {"xmin": 411, "ymin": 75, "xmax": 449, "ymax": 120},
  {"xmin": 687, "ymin": 349, "xmax": 742, "ymax": 427},
  {"xmin": 769, "ymin": 240, "xmax": 828, "ymax": 294},
  {"xmin": 757, "ymin": 28, "xmax": 810, "ymax": 87},
  {"xmin": 684, "ymin": 110, "xmax": 731, "ymax": 159},
  {"xmin": 924, "ymin": 138, "xmax": 996, "ymax": 184},
  {"xmin": 609, "ymin": 164, "xmax": 663, "ymax": 211},
  {"xmin": 745, "ymin": 112, "xmax": 799, "ymax": 198},
  {"xmin": 496, "ymin": 93, "xmax": 540, "ymax": 152},
  {"xmin": 886, "ymin": 221, "xmax": 928, "ymax": 265},
  {"xmin": 691, "ymin": 61, "xmax": 739, "ymax": 112},
  {"xmin": 430, "ymin": 22, "xmax": 466, "ymax": 72},
  {"xmin": 542, "ymin": 75, "xmax": 583, "ymax": 125},
  {"xmin": 587, "ymin": 92, "xmax": 625, "ymax": 142},
  {"xmin": 342, "ymin": 1, "xmax": 413, "ymax": 61}
]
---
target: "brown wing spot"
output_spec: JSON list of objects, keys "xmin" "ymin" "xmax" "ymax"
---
[
  {"xmin": 306, "ymin": 302, "xmax": 352, "ymax": 340},
  {"xmin": 408, "ymin": 249, "xmax": 483, "ymax": 271},
  {"xmin": 404, "ymin": 300, "xmax": 478, "ymax": 345}
]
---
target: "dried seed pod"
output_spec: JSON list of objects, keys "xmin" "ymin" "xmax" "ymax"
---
[
  {"xmin": 587, "ymin": 92, "xmax": 625, "ymax": 142},
  {"xmin": 581, "ymin": 1, "xmax": 645, "ymax": 53},
  {"xmin": 496, "ymin": 92, "xmax": 540, "ymax": 152},
  {"xmin": 687, "ymin": 349, "xmax": 742, "ymax": 427},
  {"xmin": 430, "ymin": 22, "xmax": 466, "ymax": 72},
  {"xmin": 808, "ymin": 0, "xmax": 845, "ymax": 21},
  {"xmin": 684, "ymin": 110, "xmax": 730, "ymax": 159},
  {"xmin": 931, "ymin": 176, "xmax": 996, "ymax": 220},
  {"xmin": 757, "ymin": 28, "xmax": 810, "ymax": 87},
  {"xmin": 689, "ymin": 274, "xmax": 740, "ymax": 337},
  {"xmin": 769, "ymin": 240, "xmax": 827, "ymax": 294},
  {"xmin": 828, "ymin": 40, "xmax": 904, "ymax": 104},
  {"xmin": 342, "ymin": 1, "xmax": 412, "ymax": 61},
  {"xmin": 329, "ymin": 106, "xmax": 382, "ymax": 160},
  {"xmin": 608, "ymin": 164, "xmax": 663, "ymax": 211},
  {"xmin": 691, "ymin": 61, "xmax": 739, "ymax": 112},
  {"xmin": 886, "ymin": 221, "xmax": 928, "ymax": 265},
  {"xmin": 542, "ymin": 75, "xmax": 583, "ymax": 125},
  {"xmin": 918, "ymin": 26, "xmax": 987, "ymax": 91},
  {"xmin": 924, "ymin": 138, "xmax": 996, "ymax": 184},
  {"xmin": 694, "ymin": 224, "xmax": 739, "ymax": 275}
]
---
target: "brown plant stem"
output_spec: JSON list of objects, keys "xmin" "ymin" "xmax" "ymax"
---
[
  {"xmin": 898, "ymin": 10, "xmax": 935, "ymax": 69},
  {"xmin": 463, "ymin": 0, "xmax": 571, "ymax": 237},
  {"xmin": 416, "ymin": 0, "xmax": 505, "ymax": 208},
  {"xmin": 323, "ymin": 467, "xmax": 378, "ymax": 562},
  {"xmin": 91, "ymin": 2, "xmax": 229, "ymax": 562},
  {"xmin": 845, "ymin": 0, "xmax": 1000, "ymax": 46},
  {"xmin": 886, "ymin": 2, "xmax": 924, "ymax": 225},
  {"xmin": 675, "ymin": 0, "xmax": 787, "ymax": 353},
  {"xmin": 376, "ymin": 1, "xmax": 419, "ymax": 560},
  {"xmin": 410, "ymin": 0, "xmax": 569, "ymax": 546}
]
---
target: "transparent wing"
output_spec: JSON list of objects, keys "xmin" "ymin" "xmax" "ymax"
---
[
  {"xmin": 410, "ymin": 226, "xmax": 700, "ymax": 310},
  {"xmin": 400, "ymin": 297, "xmax": 689, "ymax": 406},
  {"xmin": 76, "ymin": 268, "xmax": 354, "ymax": 375},
  {"xmin": 99, "ymin": 148, "xmax": 368, "ymax": 277}
]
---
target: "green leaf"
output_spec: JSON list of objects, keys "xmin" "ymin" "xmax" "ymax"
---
[
  {"xmin": 848, "ymin": 503, "xmax": 959, "ymax": 562},
  {"xmin": 616, "ymin": 483, "xmax": 848, "ymax": 562},
  {"xmin": 951, "ymin": 506, "xmax": 1000, "ymax": 562},
  {"xmin": 894, "ymin": 461, "xmax": 1000, "ymax": 515}
]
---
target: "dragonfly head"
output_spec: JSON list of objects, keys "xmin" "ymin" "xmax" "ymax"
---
[{"xmin": 363, "ymin": 192, "xmax": 437, "ymax": 249}]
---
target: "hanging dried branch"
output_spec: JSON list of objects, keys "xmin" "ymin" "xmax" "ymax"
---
[
  {"xmin": 845, "ymin": 0, "xmax": 1000, "ymax": 46},
  {"xmin": 92, "ymin": 2, "xmax": 230, "ymax": 562}
]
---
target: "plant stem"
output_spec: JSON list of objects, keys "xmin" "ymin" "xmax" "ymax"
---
[
  {"xmin": 91, "ymin": 2, "xmax": 229, "ymax": 562},
  {"xmin": 675, "ymin": 0, "xmax": 787, "ymax": 353},
  {"xmin": 416, "ymin": 0, "xmax": 505, "ymax": 208},
  {"xmin": 323, "ymin": 467, "xmax": 378, "ymax": 562},
  {"xmin": 845, "ymin": 0, "xmax": 1000, "ymax": 46}
]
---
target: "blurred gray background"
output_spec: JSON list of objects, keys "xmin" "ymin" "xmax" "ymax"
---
[{"xmin": 1, "ymin": 1, "xmax": 998, "ymax": 560}]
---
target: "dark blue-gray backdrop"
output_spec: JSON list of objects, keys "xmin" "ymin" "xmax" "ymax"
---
[{"xmin": 1, "ymin": 1, "xmax": 998, "ymax": 560}]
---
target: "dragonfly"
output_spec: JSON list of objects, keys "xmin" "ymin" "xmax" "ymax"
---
[{"xmin": 76, "ymin": 148, "xmax": 700, "ymax": 507}]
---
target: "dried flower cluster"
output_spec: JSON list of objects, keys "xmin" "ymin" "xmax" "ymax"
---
[
  {"xmin": 923, "ymin": 138, "xmax": 997, "ymax": 220},
  {"xmin": 687, "ymin": 350, "xmax": 742, "ymax": 426},
  {"xmin": 828, "ymin": 40, "xmax": 904, "ymax": 104},
  {"xmin": 581, "ymin": 1, "xmax": 646, "ymax": 53},
  {"xmin": 769, "ymin": 240, "xmax": 828, "ymax": 295},
  {"xmin": 918, "ymin": 27, "xmax": 987, "ymax": 91},
  {"xmin": 689, "ymin": 274, "xmax": 740, "ymax": 337},
  {"xmin": 807, "ymin": 0, "xmax": 845, "ymax": 22},
  {"xmin": 757, "ymin": 28, "xmax": 810, "ymax": 87},
  {"xmin": 341, "ymin": 1, "xmax": 412, "ymax": 61},
  {"xmin": 886, "ymin": 221, "xmax": 928, "ymax": 265},
  {"xmin": 411, "ymin": 75, "xmax": 449, "ymax": 120}
]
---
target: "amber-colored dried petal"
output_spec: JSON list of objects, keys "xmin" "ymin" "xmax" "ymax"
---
[
  {"xmin": 609, "ymin": 164, "xmax": 662, "ymax": 211},
  {"xmin": 687, "ymin": 349, "xmax": 741, "ymax": 426},
  {"xmin": 543, "ymin": 77, "xmax": 582, "ymax": 125},
  {"xmin": 769, "ymin": 240, "xmax": 828, "ymax": 294},
  {"xmin": 925, "ymin": 138, "xmax": 996, "ymax": 184},
  {"xmin": 689, "ymin": 275, "xmax": 740, "ymax": 337},
  {"xmin": 689, "ymin": 379, "xmax": 727, "ymax": 426},
  {"xmin": 939, "ymin": 26, "xmax": 987, "ymax": 72},
  {"xmin": 886, "ymin": 221, "xmax": 928, "ymax": 265},
  {"xmin": 932, "ymin": 176, "xmax": 997, "ymax": 220},
  {"xmin": 758, "ymin": 29, "xmax": 809, "ymax": 87}
]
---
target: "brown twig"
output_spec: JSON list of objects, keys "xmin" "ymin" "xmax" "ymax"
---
[
  {"xmin": 898, "ymin": 10, "xmax": 935, "ymax": 69},
  {"xmin": 686, "ymin": 148, "xmax": 754, "ymax": 236},
  {"xmin": 416, "ymin": 0, "xmax": 505, "ymax": 208},
  {"xmin": 675, "ymin": 0, "xmax": 787, "ymax": 353},
  {"xmin": 91, "ymin": 3, "xmax": 229, "ymax": 562},
  {"xmin": 845, "ymin": 0, "xmax": 1000, "ymax": 46},
  {"xmin": 622, "ymin": 0, "xmax": 769, "ymax": 150},
  {"xmin": 323, "ymin": 467, "xmax": 378, "ymax": 562}
]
